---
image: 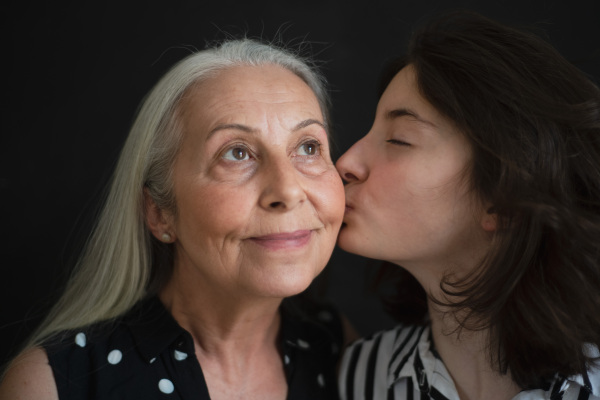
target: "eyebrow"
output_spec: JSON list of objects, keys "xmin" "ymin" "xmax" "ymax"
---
[
  {"xmin": 386, "ymin": 108, "xmax": 436, "ymax": 128},
  {"xmin": 208, "ymin": 123, "xmax": 257, "ymax": 139},
  {"xmin": 292, "ymin": 118, "xmax": 326, "ymax": 132},
  {"xmin": 207, "ymin": 119, "xmax": 326, "ymax": 140}
]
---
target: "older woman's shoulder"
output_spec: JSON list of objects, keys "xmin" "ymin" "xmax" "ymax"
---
[
  {"xmin": 0, "ymin": 347, "xmax": 59, "ymax": 400},
  {"xmin": 35, "ymin": 296, "xmax": 187, "ymax": 399},
  {"xmin": 0, "ymin": 300, "xmax": 158, "ymax": 400}
]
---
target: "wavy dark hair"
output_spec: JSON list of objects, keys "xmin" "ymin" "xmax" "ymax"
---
[{"xmin": 380, "ymin": 10, "xmax": 600, "ymax": 389}]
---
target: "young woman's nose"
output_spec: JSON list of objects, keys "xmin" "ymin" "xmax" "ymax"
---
[{"xmin": 335, "ymin": 138, "xmax": 369, "ymax": 183}]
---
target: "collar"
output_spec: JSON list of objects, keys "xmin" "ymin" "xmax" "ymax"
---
[
  {"xmin": 387, "ymin": 325, "xmax": 600, "ymax": 400},
  {"xmin": 388, "ymin": 325, "xmax": 460, "ymax": 400},
  {"xmin": 125, "ymin": 296, "xmax": 190, "ymax": 364},
  {"xmin": 279, "ymin": 298, "xmax": 339, "ymax": 352},
  {"xmin": 124, "ymin": 296, "xmax": 337, "ymax": 367}
]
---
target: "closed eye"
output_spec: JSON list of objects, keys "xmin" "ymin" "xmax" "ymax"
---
[{"xmin": 386, "ymin": 139, "xmax": 411, "ymax": 146}]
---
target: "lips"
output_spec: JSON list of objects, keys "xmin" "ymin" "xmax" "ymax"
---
[
  {"xmin": 249, "ymin": 230, "xmax": 313, "ymax": 250},
  {"xmin": 344, "ymin": 202, "xmax": 354, "ymax": 213}
]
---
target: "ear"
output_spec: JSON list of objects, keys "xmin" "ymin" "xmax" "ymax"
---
[
  {"xmin": 481, "ymin": 206, "xmax": 497, "ymax": 233},
  {"xmin": 144, "ymin": 188, "xmax": 176, "ymax": 243}
]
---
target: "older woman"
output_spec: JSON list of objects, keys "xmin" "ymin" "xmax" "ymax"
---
[
  {"xmin": 0, "ymin": 38, "xmax": 345, "ymax": 399},
  {"xmin": 336, "ymin": 11, "xmax": 600, "ymax": 400}
]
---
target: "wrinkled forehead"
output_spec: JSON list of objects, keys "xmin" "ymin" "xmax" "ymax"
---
[{"xmin": 178, "ymin": 65, "xmax": 324, "ymax": 127}]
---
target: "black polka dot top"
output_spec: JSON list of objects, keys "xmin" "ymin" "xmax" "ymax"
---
[{"xmin": 43, "ymin": 296, "xmax": 343, "ymax": 399}]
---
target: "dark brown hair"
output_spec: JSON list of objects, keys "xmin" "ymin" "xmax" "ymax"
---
[{"xmin": 381, "ymin": 10, "xmax": 600, "ymax": 389}]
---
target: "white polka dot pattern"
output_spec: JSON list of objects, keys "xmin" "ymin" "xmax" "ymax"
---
[
  {"xmin": 173, "ymin": 350, "xmax": 188, "ymax": 361},
  {"xmin": 317, "ymin": 373, "xmax": 325, "ymax": 387},
  {"xmin": 107, "ymin": 349, "xmax": 122, "ymax": 365},
  {"xmin": 74, "ymin": 332, "xmax": 86, "ymax": 347},
  {"xmin": 43, "ymin": 297, "xmax": 342, "ymax": 398},
  {"xmin": 158, "ymin": 378, "xmax": 174, "ymax": 394}
]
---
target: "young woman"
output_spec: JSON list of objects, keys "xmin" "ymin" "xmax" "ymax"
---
[{"xmin": 337, "ymin": 11, "xmax": 600, "ymax": 400}]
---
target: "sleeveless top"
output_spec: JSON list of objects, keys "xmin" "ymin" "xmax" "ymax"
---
[{"xmin": 44, "ymin": 296, "xmax": 343, "ymax": 399}]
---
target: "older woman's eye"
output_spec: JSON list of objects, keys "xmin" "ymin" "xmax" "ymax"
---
[
  {"xmin": 222, "ymin": 146, "xmax": 250, "ymax": 161},
  {"xmin": 297, "ymin": 140, "xmax": 321, "ymax": 156}
]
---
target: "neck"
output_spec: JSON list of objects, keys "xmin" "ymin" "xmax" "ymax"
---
[
  {"xmin": 159, "ymin": 270, "xmax": 283, "ymax": 359},
  {"xmin": 427, "ymin": 301, "xmax": 521, "ymax": 400},
  {"xmin": 159, "ymin": 269, "xmax": 288, "ymax": 399}
]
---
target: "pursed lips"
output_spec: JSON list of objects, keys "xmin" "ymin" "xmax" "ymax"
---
[
  {"xmin": 344, "ymin": 201, "xmax": 354, "ymax": 214},
  {"xmin": 343, "ymin": 187, "xmax": 355, "ymax": 214}
]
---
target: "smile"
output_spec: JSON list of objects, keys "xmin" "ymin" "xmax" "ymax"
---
[{"xmin": 249, "ymin": 230, "xmax": 313, "ymax": 250}]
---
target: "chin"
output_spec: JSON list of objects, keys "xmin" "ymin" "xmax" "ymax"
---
[
  {"xmin": 336, "ymin": 225, "xmax": 361, "ymax": 253},
  {"xmin": 258, "ymin": 281, "xmax": 313, "ymax": 300},
  {"xmin": 337, "ymin": 227, "xmax": 383, "ymax": 261},
  {"xmin": 250, "ymin": 267, "xmax": 321, "ymax": 299}
]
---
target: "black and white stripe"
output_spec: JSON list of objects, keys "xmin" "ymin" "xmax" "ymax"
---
[{"xmin": 338, "ymin": 324, "xmax": 600, "ymax": 400}]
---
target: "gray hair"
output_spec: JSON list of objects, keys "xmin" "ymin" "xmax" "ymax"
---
[{"xmin": 29, "ymin": 38, "xmax": 330, "ymax": 345}]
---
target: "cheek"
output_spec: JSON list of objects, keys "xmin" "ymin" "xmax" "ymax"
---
[
  {"xmin": 365, "ymin": 167, "xmax": 408, "ymax": 213},
  {"xmin": 176, "ymin": 183, "xmax": 256, "ymax": 237},
  {"xmin": 311, "ymin": 170, "xmax": 345, "ymax": 226}
]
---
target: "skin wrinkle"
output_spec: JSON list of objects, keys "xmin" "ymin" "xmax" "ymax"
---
[{"xmin": 157, "ymin": 62, "xmax": 344, "ymax": 309}]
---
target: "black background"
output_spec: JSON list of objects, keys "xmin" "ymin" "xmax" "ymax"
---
[{"xmin": 2, "ymin": 0, "xmax": 599, "ymax": 366}]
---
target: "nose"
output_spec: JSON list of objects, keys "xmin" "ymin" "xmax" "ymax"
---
[
  {"xmin": 259, "ymin": 156, "xmax": 307, "ymax": 211},
  {"xmin": 335, "ymin": 138, "xmax": 368, "ymax": 183}
]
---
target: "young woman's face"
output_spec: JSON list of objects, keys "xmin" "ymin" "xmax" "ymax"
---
[{"xmin": 336, "ymin": 65, "xmax": 490, "ymax": 281}]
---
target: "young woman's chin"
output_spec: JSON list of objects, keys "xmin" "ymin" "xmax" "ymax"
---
[{"xmin": 336, "ymin": 224, "xmax": 371, "ymax": 258}]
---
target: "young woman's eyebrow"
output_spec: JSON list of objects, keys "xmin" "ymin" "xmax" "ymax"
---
[{"xmin": 386, "ymin": 108, "xmax": 437, "ymax": 128}]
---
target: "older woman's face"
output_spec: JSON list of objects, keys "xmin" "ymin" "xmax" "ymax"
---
[
  {"xmin": 166, "ymin": 65, "xmax": 344, "ymax": 299},
  {"xmin": 336, "ymin": 65, "xmax": 491, "ymax": 285}
]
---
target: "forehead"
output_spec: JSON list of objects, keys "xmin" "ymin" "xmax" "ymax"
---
[
  {"xmin": 175, "ymin": 64, "xmax": 325, "ymax": 146},
  {"xmin": 184, "ymin": 65, "xmax": 320, "ymax": 113},
  {"xmin": 379, "ymin": 66, "xmax": 427, "ymax": 111},
  {"xmin": 378, "ymin": 66, "xmax": 459, "ymax": 133},
  {"xmin": 175, "ymin": 64, "xmax": 324, "ymax": 137}
]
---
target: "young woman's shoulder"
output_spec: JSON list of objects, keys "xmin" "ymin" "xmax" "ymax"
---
[
  {"xmin": 0, "ymin": 347, "xmax": 58, "ymax": 400},
  {"xmin": 562, "ymin": 343, "xmax": 600, "ymax": 399},
  {"xmin": 341, "ymin": 323, "xmax": 425, "ymax": 362},
  {"xmin": 338, "ymin": 323, "xmax": 428, "ymax": 397}
]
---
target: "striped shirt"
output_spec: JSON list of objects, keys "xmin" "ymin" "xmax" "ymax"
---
[{"xmin": 338, "ymin": 324, "xmax": 600, "ymax": 400}]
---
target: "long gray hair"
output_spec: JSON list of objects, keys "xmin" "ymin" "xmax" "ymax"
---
[{"xmin": 29, "ymin": 38, "xmax": 330, "ymax": 346}]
